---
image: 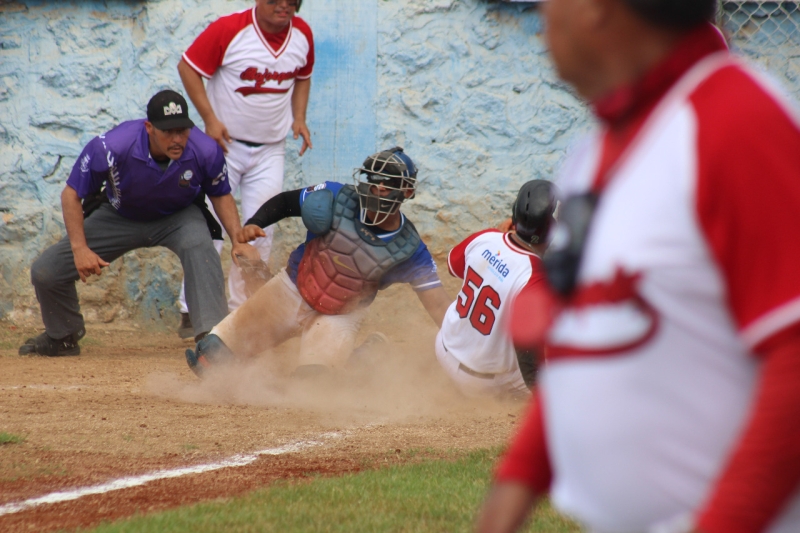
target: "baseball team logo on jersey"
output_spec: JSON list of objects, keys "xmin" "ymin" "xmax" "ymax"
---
[
  {"xmin": 212, "ymin": 164, "xmax": 228, "ymax": 186},
  {"xmin": 547, "ymin": 268, "xmax": 658, "ymax": 359},
  {"xmin": 80, "ymin": 154, "xmax": 91, "ymax": 174},
  {"xmin": 237, "ymin": 66, "xmax": 302, "ymax": 96},
  {"xmin": 105, "ymin": 147, "xmax": 122, "ymax": 209},
  {"xmin": 481, "ymin": 249, "xmax": 510, "ymax": 280},
  {"xmin": 179, "ymin": 170, "xmax": 193, "ymax": 188}
]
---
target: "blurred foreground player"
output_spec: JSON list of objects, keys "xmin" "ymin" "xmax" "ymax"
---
[
  {"xmin": 185, "ymin": 147, "xmax": 451, "ymax": 376},
  {"xmin": 435, "ymin": 180, "xmax": 556, "ymax": 399},
  {"xmin": 477, "ymin": 1, "xmax": 800, "ymax": 533}
]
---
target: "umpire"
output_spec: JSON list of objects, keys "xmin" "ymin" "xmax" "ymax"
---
[{"xmin": 19, "ymin": 90, "xmax": 258, "ymax": 357}]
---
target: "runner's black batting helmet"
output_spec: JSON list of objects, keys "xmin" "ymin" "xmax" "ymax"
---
[{"xmin": 512, "ymin": 180, "xmax": 559, "ymax": 245}]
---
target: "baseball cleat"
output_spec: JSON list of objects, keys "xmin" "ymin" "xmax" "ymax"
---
[
  {"xmin": 185, "ymin": 333, "xmax": 234, "ymax": 378},
  {"xmin": 185, "ymin": 348, "xmax": 207, "ymax": 378},
  {"xmin": 177, "ymin": 312, "xmax": 194, "ymax": 339},
  {"xmin": 18, "ymin": 328, "xmax": 85, "ymax": 357}
]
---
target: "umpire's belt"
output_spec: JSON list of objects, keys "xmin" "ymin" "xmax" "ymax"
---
[
  {"xmin": 234, "ymin": 138, "xmax": 265, "ymax": 148},
  {"xmin": 442, "ymin": 339, "xmax": 496, "ymax": 380}
]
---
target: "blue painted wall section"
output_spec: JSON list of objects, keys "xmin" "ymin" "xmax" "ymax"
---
[{"xmin": 292, "ymin": 0, "xmax": 378, "ymax": 186}]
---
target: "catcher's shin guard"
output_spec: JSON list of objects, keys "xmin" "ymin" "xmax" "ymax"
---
[{"xmin": 185, "ymin": 334, "xmax": 234, "ymax": 377}]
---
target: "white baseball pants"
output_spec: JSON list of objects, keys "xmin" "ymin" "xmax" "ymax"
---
[
  {"xmin": 179, "ymin": 138, "xmax": 285, "ymax": 313},
  {"xmin": 435, "ymin": 330, "xmax": 529, "ymax": 398},
  {"xmin": 211, "ymin": 269, "xmax": 368, "ymax": 369}
]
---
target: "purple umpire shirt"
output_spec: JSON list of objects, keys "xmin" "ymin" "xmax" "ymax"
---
[{"xmin": 66, "ymin": 119, "xmax": 231, "ymax": 221}]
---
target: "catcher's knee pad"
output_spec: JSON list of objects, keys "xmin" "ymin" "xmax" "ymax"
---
[{"xmin": 185, "ymin": 334, "xmax": 234, "ymax": 378}]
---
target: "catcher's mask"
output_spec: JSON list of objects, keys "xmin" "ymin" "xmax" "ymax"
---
[
  {"xmin": 512, "ymin": 180, "xmax": 559, "ymax": 246},
  {"xmin": 353, "ymin": 147, "xmax": 417, "ymax": 226}
]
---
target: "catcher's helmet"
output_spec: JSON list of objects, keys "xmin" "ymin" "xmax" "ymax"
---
[
  {"xmin": 512, "ymin": 180, "xmax": 559, "ymax": 245},
  {"xmin": 353, "ymin": 147, "xmax": 417, "ymax": 226}
]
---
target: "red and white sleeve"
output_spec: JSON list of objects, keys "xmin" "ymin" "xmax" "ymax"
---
[
  {"xmin": 447, "ymin": 229, "xmax": 496, "ymax": 278},
  {"xmin": 293, "ymin": 17, "xmax": 315, "ymax": 79},
  {"xmin": 694, "ymin": 65, "xmax": 800, "ymax": 353},
  {"xmin": 182, "ymin": 12, "xmax": 250, "ymax": 79},
  {"xmin": 692, "ymin": 64, "xmax": 800, "ymax": 533}
]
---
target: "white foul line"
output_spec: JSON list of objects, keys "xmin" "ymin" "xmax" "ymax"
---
[{"xmin": 0, "ymin": 432, "xmax": 343, "ymax": 517}]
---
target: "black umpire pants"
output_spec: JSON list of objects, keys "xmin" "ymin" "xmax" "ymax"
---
[{"xmin": 30, "ymin": 203, "xmax": 227, "ymax": 339}]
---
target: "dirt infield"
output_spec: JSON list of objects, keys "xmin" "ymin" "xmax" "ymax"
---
[{"xmin": 0, "ymin": 283, "xmax": 525, "ymax": 532}]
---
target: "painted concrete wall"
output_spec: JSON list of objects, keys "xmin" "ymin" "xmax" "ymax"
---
[
  {"xmin": 1, "ymin": 0, "xmax": 796, "ymax": 330},
  {"xmin": 0, "ymin": 0, "xmax": 574, "ymax": 329}
]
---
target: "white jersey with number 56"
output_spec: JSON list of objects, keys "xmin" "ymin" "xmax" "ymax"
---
[{"xmin": 442, "ymin": 229, "xmax": 545, "ymax": 375}]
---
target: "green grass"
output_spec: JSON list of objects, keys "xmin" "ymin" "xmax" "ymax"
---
[
  {"xmin": 82, "ymin": 449, "xmax": 579, "ymax": 533},
  {"xmin": 0, "ymin": 432, "xmax": 25, "ymax": 445}
]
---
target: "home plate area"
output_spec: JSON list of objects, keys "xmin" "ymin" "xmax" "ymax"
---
[{"xmin": 0, "ymin": 289, "xmax": 522, "ymax": 532}]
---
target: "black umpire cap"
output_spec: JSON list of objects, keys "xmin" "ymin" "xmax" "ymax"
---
[{"xmin": 147, "ymin": 90, "xmax": 194, "ymax": 130}]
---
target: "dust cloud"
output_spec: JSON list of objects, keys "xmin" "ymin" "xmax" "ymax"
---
[{"xmin": 144, "ymin": 334, "xmax": 518, "ymax": 426}]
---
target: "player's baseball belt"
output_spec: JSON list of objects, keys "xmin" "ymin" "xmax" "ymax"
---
[
  {"xmin": 458, "ymin": 363, "xmax": 496, "ymax": 380},
  {"xmin": 234, "ymin": 138, "xmax": 265, "ymax": 148},
  {"xmin": 441, "ymin": 337, "xmax": 496, "ymax": 380}
]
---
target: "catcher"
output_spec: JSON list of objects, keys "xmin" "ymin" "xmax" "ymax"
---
[{"xmin": 185, "ymin": 147, "xmax": 451, "ymax": 377}]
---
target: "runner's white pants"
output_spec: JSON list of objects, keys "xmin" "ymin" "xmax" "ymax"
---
[
  {"xmin": 179, "ymin": 139, "xmax": 285, "ymax": 313},
  {"xmin": 435, "ymin": 330, "xmax": 529, "ymax": 398}
]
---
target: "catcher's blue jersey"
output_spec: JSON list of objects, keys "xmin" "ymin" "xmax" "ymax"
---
[{"xmin": 285, "ymin": 181, "xmax": 442, "ymax": 292}]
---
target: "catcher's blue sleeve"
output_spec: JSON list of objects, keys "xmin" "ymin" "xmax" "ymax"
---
[{"xmin": 379, "ymin": 242, "xmax": 443, "ymax": 292}]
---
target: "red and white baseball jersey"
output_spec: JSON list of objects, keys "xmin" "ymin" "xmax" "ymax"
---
[
  {"xmin": 442, "ymin": 230, "xmax": 545, "ymax": 375},
  {"xmin": 528, "ymin": 25, "xmax": 800, "ymax": 533},
  {"xmin": 182, "ymin": 8, "xmax": 314, "ymax": 144}
]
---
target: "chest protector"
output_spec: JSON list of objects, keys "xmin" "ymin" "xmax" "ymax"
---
[{"xmin": 296, "ymin": 185, "xmax": 421, "ymax": 315}]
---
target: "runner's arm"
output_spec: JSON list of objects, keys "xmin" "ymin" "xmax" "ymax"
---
[{"xmin": 416, "ymin": 286, "xmax": 451, "ymax": 328}]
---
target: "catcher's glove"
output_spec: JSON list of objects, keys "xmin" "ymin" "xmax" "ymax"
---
[{"xmin": 237, "ymin": 255, "xmax": 272, "ymax": 297}]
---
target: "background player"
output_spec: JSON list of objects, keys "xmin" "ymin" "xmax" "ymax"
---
[
  {"xmin": 176, "ymin": 0, "xmax": 315, "ymax": 334},
  {"xmin": 185, "ymin": 147, "xmax": 452, "ymax": 377},
  {"xmin": 477, "ymin": 0, "xmax": 800, "ymax": 532},
  {"xmin": 19, "ymin": 90, "xmax": 258, "ymax": 356},
  {"xmin": 436, "ymin": 180, "xmax": 556, "ymax": 398}
]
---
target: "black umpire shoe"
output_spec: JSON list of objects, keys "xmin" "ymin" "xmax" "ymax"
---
[
  {"xmin": 177, "ymin": 312, "xmax": 193, "ymax": 339},
  {"xmin": 18, "ymin": 328, "xmax": 85, "ymax": 357}
]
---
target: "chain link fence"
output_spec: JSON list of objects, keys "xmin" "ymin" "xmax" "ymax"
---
[{"xmin": 718, "ymin": 1, "xmax": 800, "ymax": 94}]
